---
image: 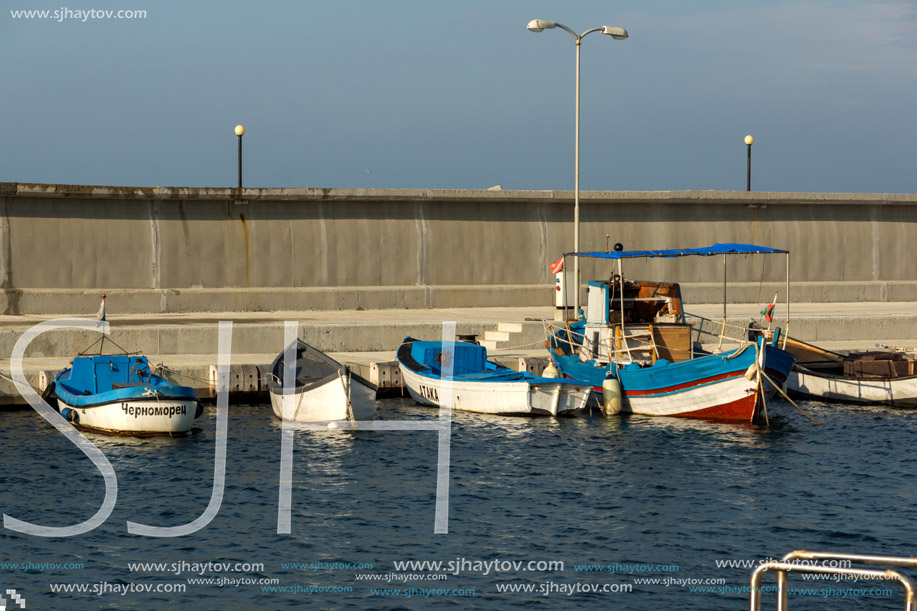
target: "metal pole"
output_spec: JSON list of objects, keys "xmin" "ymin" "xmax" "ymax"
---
[
  {"xmin": 776, "ymin": 570, "xmax": 789, "ymax": 611},
  {"xmin": 723, "ymin": 254, "xmax": 727, "ymax": 321},
  {"xmin": 746, "ymin": 143, "xmax": 752, "ymax": 192},
  {"xmin": 573, "ymin": 37, "xmax": 581, "ymax": 317},
  {"xmin": 237, "ymin": 135, "xmax": 243, "ymax": 190},
  {"xmin": 785, "ymin": 252, "xmax": 790, "ymax": 348},
  {"xmin": 618, "ymin": 258, "xmax": 625, "ymax": 338},
  {"xmin": 528, "ymin": 22, "xmax": 625, "ymax": 320}
]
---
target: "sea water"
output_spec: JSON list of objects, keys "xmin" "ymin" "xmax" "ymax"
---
[{"xmin": 1, "ymin": 398, "xmax": 915, "ymax": 610}]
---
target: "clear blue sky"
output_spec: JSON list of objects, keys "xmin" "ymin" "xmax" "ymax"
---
[{"xmin": 2, "ymin": 0, "xmax": 915, "ymax": 192}]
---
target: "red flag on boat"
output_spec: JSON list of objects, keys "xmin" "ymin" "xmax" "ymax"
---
[
  {"xmin": 761, "ymin": 292, "xmax": 778, "ymax": 323},
  {"xmin": 549, "ymin": 257, "xmax": 564, "ymax": 274}
]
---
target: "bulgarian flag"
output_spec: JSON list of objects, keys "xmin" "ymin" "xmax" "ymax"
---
[
  {"xmin": 96, "ymin": 293, "xmax": 107, "ymax": 327},
  {"xmin": 761, "ymin": 292, "xmax": 778, "ymax": 323},
  {"xmin": 549, "ymin": 257, "xmax": 564, "ymax": 274}
]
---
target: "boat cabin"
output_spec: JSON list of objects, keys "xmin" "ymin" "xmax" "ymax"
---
[
  {"xmin": 59, "ymin": 355, "xmax": 152, "ymax": 395},
  {"xmin": 581, "ymin": 279, "xmax": 693, "ymax": 365}
]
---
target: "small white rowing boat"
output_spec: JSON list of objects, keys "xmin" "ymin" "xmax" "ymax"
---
[{"xmin": 266, "ymin": 339, "xmax": 377, "ymax": 422}]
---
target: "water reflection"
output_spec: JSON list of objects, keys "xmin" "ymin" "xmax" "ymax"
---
[{"xmin": 4, "ymin": 394, "xmax": 917, "ymax": 611}]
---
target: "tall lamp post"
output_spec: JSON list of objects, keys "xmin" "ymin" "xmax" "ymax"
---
[
  {"xmin": 235, "ymin": 124, "xmax": 246, "ymax": 189},
  {"xmin": 745, "ymin": 134, "xmax": 754, "ymax": 192},
  {"xmin": 527, "ymin": 19, "xmax": 628, "ymax": 318}
]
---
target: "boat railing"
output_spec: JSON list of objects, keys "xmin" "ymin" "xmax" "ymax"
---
[
  {"xmin": 749, "ymin": 550, "xmax": 917, "ymax": 610},
  {"xmin": 549, "ymin": 320, "xmax": 746, "ymax": 365},
  {"xmin": 613, "ymin": 325, "xmax": 658, "ymax": 364},
  {"xmin": 552, "ymin": 324, "xmax": 672, "ymax": 365},
  {"xmin": 684, "ymin": 312, "xmax": 764, "ymax": 351}
]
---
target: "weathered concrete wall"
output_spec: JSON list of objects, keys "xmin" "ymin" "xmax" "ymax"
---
[{"xmin": 1, "ymin": 182, "xmax": 915, "ymax": 314}]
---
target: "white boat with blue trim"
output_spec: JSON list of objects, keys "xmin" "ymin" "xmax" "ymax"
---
[
  {"xmin": 548, "ymin": 244, "xmax": 797, "ymax": 424},
  {"xmin": 397, "ymin": 337, "xmax": 592, "ymax": 417},
  {"xmin": 53, "ymin": 354, "xmax": 201, "ymax": 435}
]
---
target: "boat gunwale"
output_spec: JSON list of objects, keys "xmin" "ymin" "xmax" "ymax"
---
[
  {"xmin": 55, "ymin": 393, "xmax": 198, "ymax": 410},
  {"xmin": 54, "ymin": 377, "xmax": 196, "ymax": 408}
]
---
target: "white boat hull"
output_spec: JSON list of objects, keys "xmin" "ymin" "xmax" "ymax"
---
[
  {"xmin": 400, "ymin": 363, "xmax": 589, "ymax": 417},
  {"xmin": 789, "ymin": 368, "xmax": 917, "ymax": 406},
  {"xmin": 269, "ymin": 374, "xmax": 376, "ymax": 422},
  {"xmin": 620, "ymin": 373, "xmax": 759, "ymax": 419},
  {"xmin": 59, "ymin": 399, "xmax": 198, "ymax": 435}
]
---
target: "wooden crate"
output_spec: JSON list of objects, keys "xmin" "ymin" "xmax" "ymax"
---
[
  {"xmin": 652, "ymin": 324, "xmax": 693, "ymax": 363},
  {"xmin": 843, "ymin": 356, "xmax": 909, "ymax": 379}
]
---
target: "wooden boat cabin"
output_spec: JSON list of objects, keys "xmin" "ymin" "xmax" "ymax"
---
[{"xmin": 580, "ymin": 279, "xmax": 693, "ymax": 366}]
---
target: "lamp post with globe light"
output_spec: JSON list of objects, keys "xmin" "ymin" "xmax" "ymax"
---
[
  {"xmin": 745, "ymin": 134, "xmax": 754, "ymax": 192},
  {"xmin": 235, "ymin": 124, "xmax": 246, "ymax": 190}
]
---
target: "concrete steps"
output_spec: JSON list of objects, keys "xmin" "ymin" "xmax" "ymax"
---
[
  {"xmin": 480, "ymin": 322, "xmax": 525, "ymax": 351},
  {"xmin": 490, "ymin": 354, "xmax": 552, "ymax": 376}
]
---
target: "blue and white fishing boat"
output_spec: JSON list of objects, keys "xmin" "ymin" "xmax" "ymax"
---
[
  {"xmin": 397, "ymin": 337, "xmax": 592, "ymax": 417},
  {"xmin": 548, "ymin": 244, "xmax": 797, "ymax": 424},
  {"xmin": 53, "ymin": 354, "xmax": 201, "ymax": 435}
]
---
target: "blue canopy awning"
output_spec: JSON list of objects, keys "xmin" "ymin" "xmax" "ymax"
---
[{"xmin": 569, "ymin": 243, "xmax": 788, "ymax": 260}]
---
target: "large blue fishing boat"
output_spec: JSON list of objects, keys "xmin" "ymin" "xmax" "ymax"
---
[{"xmin": 548, "ymin": 244, "xmax": 797, "ymax": 423}]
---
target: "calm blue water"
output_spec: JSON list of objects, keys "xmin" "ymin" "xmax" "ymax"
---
[{"xmin": 2, "ymin": 398, "xmax": 916, "ymax": 610}]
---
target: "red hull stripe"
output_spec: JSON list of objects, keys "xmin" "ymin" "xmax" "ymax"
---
[
  {"xmin": 574, "ymin": 370, "xmax": 786, "ymax": 396},
  {"xmin": 618, "ymin": 367, "xmax": 787, "ymax": 398},
  {"xmin": 624, "ymin": 370, "xmax": 745, "ymax": 397}
]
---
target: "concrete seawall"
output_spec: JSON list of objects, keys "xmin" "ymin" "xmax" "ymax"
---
[{"xmin": 2, "ymin": 183, "xmax": 916, "ymax": 315}]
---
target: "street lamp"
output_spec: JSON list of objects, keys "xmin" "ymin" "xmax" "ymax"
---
[
  {"xmin": 745, "ymin": 134, "xmax": 754, "ymax": 192},
  {"xmin": 527, "ymin": 19, "xmax": 628, "ymax": 318},
  {"xmin": 235, "ymin": 124, "xmax": 246, "ymax": 189}
]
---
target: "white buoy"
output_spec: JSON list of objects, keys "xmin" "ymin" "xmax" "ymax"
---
[
  {"xmin": 541, "ymin": 361, "xmax": 558, "ymax": 378},
  {"xmin": 744, "ymin": 362, "xmax": 758, "ymax": 380},
  {"xmin": 602, "ymin": 377, "xmax": 623, "ymax": 415},
  {"xmin": 327, "ymin": 421, "xmax": 343, "ymax": 429}
]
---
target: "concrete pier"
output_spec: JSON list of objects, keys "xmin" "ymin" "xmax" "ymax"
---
[{"xmin": 3, "ymin": 302, "xmax": 917, "ymax": 406}]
